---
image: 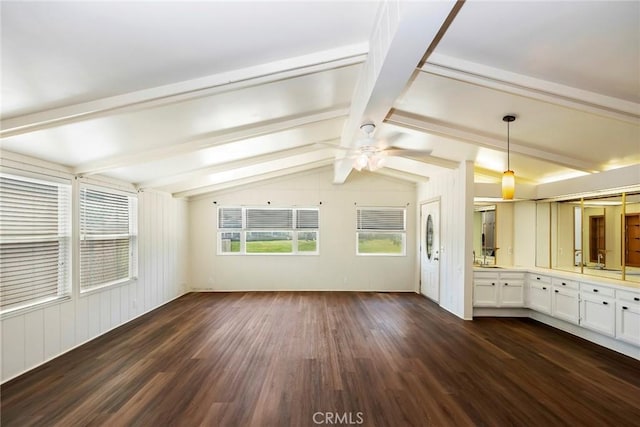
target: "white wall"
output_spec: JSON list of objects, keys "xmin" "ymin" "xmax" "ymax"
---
[
  {"xmin": 513, "ymin": 201, "xmax": 536, "ymax": 267},
  {"xmin": 0, "ymin": 156, "xmax": 189, "ymax": 383},
  {"xmin": 416, "ymin": 161, "xmax": 474, "ymax": 320},
  {"xmin": 189, "ymin": 167, "xmax": 417, "ymax": 292}
]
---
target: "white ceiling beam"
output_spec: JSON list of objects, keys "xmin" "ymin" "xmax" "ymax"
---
[
  {"xmin": 422, "ymin": 53, "xmax": 640, "ymax": 124},
  {"xmin": 0, "ymin": 44, "xmax": 366, "ymax": 138},
  {"xmin": 333, "ymin": 0, "xmax": 460, "ymax": 184},
  {"xmin": 374, "ymin": 167, "xmax": 429, "ymax": 184},
  {"xmin": 387, "ymin": 109, "xmax": 599, "ymax": 173},
  {"xmin": 173, "ymin": 159, "xmax": 335, "ymax": 198},
  {"xmin": 138, "ymin": 142, "xmax": 336, "ymax": 189},
  {"xmin": 74, "ymin": 106, "xmax": 349, "ymax": 176}
]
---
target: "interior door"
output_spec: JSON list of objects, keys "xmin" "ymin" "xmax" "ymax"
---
[
  {"xmin": 626, "ymin": 214, "xmax": 640, "ymax": 267},
  {"xmin": 420, "ymin": 199, "xmax": 440, "ymax": 302}
]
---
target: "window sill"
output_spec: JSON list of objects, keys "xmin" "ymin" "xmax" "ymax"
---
[
  {"xmin": 1, "ymin": 295, "xmax": 72, "ymax": 320},
  {"xmin": 79, "ymin": 277, "xmax": 137, "ymax": 296}
]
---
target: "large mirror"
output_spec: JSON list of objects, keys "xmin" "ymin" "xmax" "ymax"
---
[
  {"xmin": 473, "ymin": 204, "xmax": 496, "ymax": 265},
  {"xmin": 582, "ymin": 194, "xmax": 622, "ymax": 280},
  {"xmin": 551, "ymin": 199, "xmax": 581, "ymax": 273},
  {"xmin": 540, "ymin": 191, "xmax": 640, "ymax": 283},
  {"xmin": 624, "ymin": 192, "xmax": 640, "ymax": 283}
]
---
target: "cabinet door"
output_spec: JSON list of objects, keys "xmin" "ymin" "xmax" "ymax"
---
[
  {"xmin": 500, "ymin": 281, "xmax": 524, "ymax": 307},
  {"xmin": 474, "ymin": 280, "xmax": 498, "ymax": 306},
  {"xmin": 616, "ymin": 303, "xmax": 640, "ymax": 346},
  {"xmin": 552, "ymin": 287, "xmax": 579, "ymax": 324},
  {"xmin": 580, "ymin": 293, "xmax": 615, "ymax": 336},
  {"xmin": 528, "ymin": 282, "xmax": 551, "ymax": 314}
]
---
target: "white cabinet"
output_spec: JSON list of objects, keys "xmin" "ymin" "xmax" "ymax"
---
[
  {"xmin": 473, "ymin": 271, "xmax": 524, "ymax": 307},
  {"xmin": 474, "ymin": 276, "xmax": 498, "ymax": 306},
  {"xmin": 500, "ymin": 273, "xmax": 525, "ymax": 307},
  {"xmin": 551, "ymin": 278, "xmax": 579, "ymax": 324},
  {"xmin": 528, "ymin": 274, "xmax": 552, "ymax": 314},
  {"xmin": 580, "ymin": 283, "xmax": 615, "ymax": 337},
  {"xmin": 616, "ymin": 289, "xmax": 640, "ymax": 346}
]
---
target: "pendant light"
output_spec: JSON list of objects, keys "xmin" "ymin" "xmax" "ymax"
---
[{"xmin": 502, "ymin": 115, "xmax": 516, "ymax": 200}]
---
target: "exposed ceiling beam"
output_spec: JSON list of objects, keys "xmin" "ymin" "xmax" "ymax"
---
[
  {"xmin": 382, "ymin": 155, "xmax": 454, "ymax": 178},
  {"xmin": 138, "ymin": 142, "xmax": 336, "ymax": 189},
  {"xmin": 422, "ymin": 53, "xmax": 640, "ymax": 124},
  {"xmin": 173, "ymin": 159, "xmax": 335, "ymax": 198},
  {"xmin": 333, "ymin": 0, "xmax": 461, "ymax": 184},
  {"xmin": 1, "ymin": 44, "xmax": 366, "ymax": 138},
  {"xmin": 387, "ymin": 109, "xmax": 599, "ymax": 173},
  {"xmin": 74, "ymin": 106, "xmax": 349, "ymax": 176},
  {"xmin": 374, "ymin": 167, "xmax": 429, "ymax": 184}
]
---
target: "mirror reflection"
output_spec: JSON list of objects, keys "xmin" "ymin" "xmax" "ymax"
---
[
  {"xmin": 581, "ymin": 195, "xmax": 621, "ymax": 280},
  {"xmin": 473, "ymin": 204, "xmax": 496, "ymax": 265},
  {"xmin": 624, "ymin": 192, "xmax": 640, "ymax": 282},
  {"xmin": 528, "ymin": 191, "xmax": 640, "ymax": 282}
]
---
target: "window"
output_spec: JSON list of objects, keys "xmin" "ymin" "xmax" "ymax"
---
[
  {"xmin": 0, "ymin": 173, "xmax": 71, "ymax": 313},
  {"xmin": 218, "ymin": 207, "xmax": 319, "ymax": 255},
  {"xmin": 356, "ymin": 207, "xmax": 406, "ymax": 256},
  {"xmin": 80, "ymin": 186, "xmax": 138, "ymax": 291}
]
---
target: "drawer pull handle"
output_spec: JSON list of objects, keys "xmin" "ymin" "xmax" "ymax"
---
[
  {"xmin": 536, "ymin": 277, "xmax": 541, "ymax": 280},
  {"xmin": 554, "ymin": 290, "xmax": 559, "ymax": 293},
  {"xmin": 491, "ymin": 283, "xmax": 495, "ymax": 286},
  {"xmin": 562, "ymin": 282, "xmax": 566, "ymax": 286},
  {"xmin": 622, "ymin": 306, "xmax": 628, "ymax": 310},
  {"xmin": 635, "ymin": 297, "xmax": 639, "ymax": 301},
  {"xmin": 602, "ymin": 301, "xmax": 608, "ymax": 305},
  {"xmin": 542, "ymin": 287, "xmax": 547, "ymax": 290},
  {"xmin": 593, "ymin": 289, "xmax": 599, "ymax": 293},
  {"xmin": 504, "ymin": 283, "xmax": 508, "ymax": 286}
]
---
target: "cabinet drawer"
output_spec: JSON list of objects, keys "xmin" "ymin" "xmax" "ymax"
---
[
  {"xmin": 551, "ymin": 278, "xmax": 578, "ymax": 290},
  {"xmin": 529, "ymin": 274, "xmax": 551, "ymax": 285},
  {"xmin": 617, "ymin": 289, "xmax": 640, "ymax": 304},
  {"xmin": 581, "ymin": 283, "xmax": 615, "ymax": 298}
]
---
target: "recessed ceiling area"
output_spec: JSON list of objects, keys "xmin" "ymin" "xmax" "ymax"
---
[{"xmin": 1, "ymin": 1, "xmax": 638, "ymax": 197}]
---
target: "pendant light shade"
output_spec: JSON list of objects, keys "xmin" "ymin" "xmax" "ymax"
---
[
  {"xmin": 502, "ymin": 115, "xmax": 516, "ymax": 200},
  {"xmin": 502, "ymin": 170, "xmax": 515, "ymax": 199}
]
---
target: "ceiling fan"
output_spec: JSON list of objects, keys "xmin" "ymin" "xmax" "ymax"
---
[{"xmin": 337, "ymin": 123, "xmax": 433, "ymax": 171}]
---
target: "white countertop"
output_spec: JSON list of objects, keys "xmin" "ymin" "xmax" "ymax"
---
[{"xmin": 473, "ymin": 265, "xmax": 640, "ymax": 291}]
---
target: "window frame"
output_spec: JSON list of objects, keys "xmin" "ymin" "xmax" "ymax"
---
[
  {"xmin": 355, "ymin": 206, "xmax": 407, "ymax": 257},
  {"xmin": 217, "ymin": 206, "xmax": 319, "ymax": 256},
  {"xmin": 79, "ymin": 184, "xmax": 138, "ymax": 293},
  {"xmin": 0, "ymin": 171, "xmax": 72, "ymax": 315}
]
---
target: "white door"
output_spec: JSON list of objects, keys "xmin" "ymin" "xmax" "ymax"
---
[{"xmin": 420, "ymin": 200, "xmax": 440, "ymax": 302}]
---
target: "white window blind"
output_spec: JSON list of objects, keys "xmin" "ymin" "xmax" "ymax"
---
[
  {"xmin": 80, "ymin": 186, "xmax": 137, "ymax": 291},
  {"xmin": 296, "ymin": 209, "xmax": 319, "ymax": 229},
  {"xmin": 0, "ymin": 173, "xmax": 71, "ymax": 312},
  {"xmin": 218, "ymin": 207, "xmax": 242, "ymax": 229},
  {"xmin": 246, "ymin": 208, "xmax": 293, "ymax": 229},
  {"xmin": 357, "ymin": 208, "xmax": 405, "ymax": 231}
]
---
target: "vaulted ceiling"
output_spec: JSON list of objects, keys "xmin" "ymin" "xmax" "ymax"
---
[{"xmin": 1, "ymin": 1, "xmax": 638, "ymax": 197}]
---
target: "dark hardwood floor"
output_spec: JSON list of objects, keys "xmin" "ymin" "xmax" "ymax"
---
[{"xmin": 2, "ymin": 292, "xmax": 639, "ymax": 426}]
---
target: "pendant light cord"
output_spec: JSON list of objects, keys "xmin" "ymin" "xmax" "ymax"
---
[{"xmin": 507, "ymin": 121, "xmax": 510, "ymax": 171}]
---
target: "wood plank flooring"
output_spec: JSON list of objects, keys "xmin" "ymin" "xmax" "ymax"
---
[{"xmin": 2, "ymin": 292, "xmax": 640, "ymax": 426}]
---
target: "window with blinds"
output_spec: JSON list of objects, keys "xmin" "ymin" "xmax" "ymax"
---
[
  {"xmin": 217, "ymin": 206, "xmax": 319, "ymax": 254},
  {"xmin": 356, "ymin": 207, "xmax": 406, "ymax": 255},
  {"xmin": 0, "ymin": 173, "xmax": 71, "ymax": 313},
  {"xmin": 80, "ymin": 186, "xmax": 138, "ymax": 291}
]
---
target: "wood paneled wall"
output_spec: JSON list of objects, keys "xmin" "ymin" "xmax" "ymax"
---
[
  {"xmin": 416, "ymin": 161, "xmax": 474, "ymax": 319},
  {"xmin": 1, "ymin": 188, "xmax": 189, "ymax": 383}
]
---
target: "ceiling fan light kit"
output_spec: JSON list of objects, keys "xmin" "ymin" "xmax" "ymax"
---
[{"xmin": 501, "ymin": 114, "xmax": 516, "ymax": 200}]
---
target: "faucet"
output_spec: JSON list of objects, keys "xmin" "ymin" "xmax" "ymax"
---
[
  {"xmin": 597, "ymin": 253, "xmax": 604, "ymax": 269},
  {"xmin": 473, "ymin": 250, "xmax": 476, "ymax": 264}
]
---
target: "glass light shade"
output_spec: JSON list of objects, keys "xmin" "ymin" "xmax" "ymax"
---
[
  {"xmin": 502, "ymin": 170, "xmax": 515, "ymax": 199},
  {"xmin": 354, "ymin": 154, "xmax": 368, "ymax": 171}
]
